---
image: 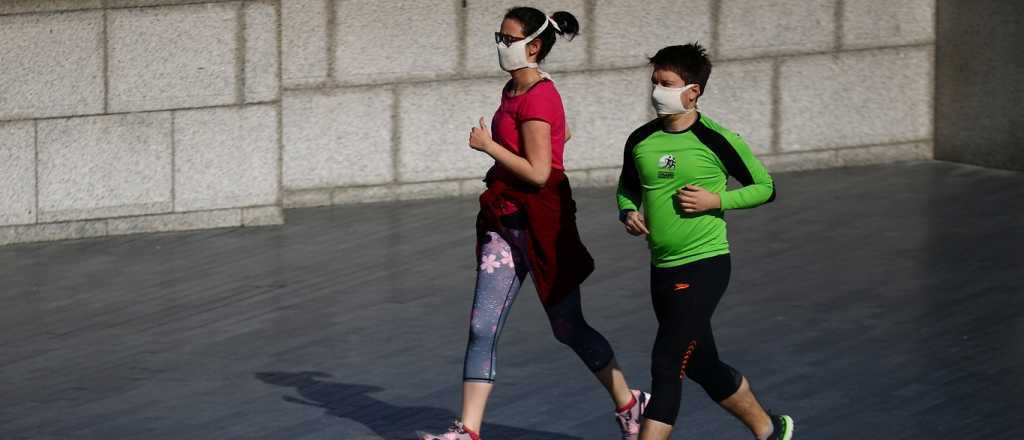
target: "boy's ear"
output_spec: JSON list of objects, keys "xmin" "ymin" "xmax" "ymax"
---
[{"xmin": 691, "ymin": 84, "xmax": 703, "ymax": 97}]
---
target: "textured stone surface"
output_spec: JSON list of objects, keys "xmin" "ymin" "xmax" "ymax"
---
[
  {"xmin": 0, "ymin": 0, "xmax": 943, "ymax": 227},
  {"xmin": 0, "ymin": 0, "xmax": 102, "ymax": 15},
  {"xmin": 0, "ymin": 11, "xmax": 104, "ymax": 121},
  {"xmin": 593, "ymin": 0, "xmax": 713, "ymax": 68},
  {"xmin": 564, "ymin": 169, "xmax": 590, "ymax": 187},
  {"xmin": 282, "ymin": 0, "xmax": 329, "ymax": 87},
  {"xmin": 242, "ymin": 206, "xmax": 284, "ymax": 226},
  {"xmin": 173, "ymin": 105, "xmax": 279, "ymax": 212},
  {"xmin": 459, "ymin": 177, "xmax": 487, "ymax": 197},
  {"xmin": 761, "ymin": 150, "xmax": 840, "ymax": 172},
  {"xmin": 779, "ymin": 47, "xmax": 933, "ymax": 151},
  {"xmin": 719, "ymin": 0, "xmax": 836, "ymax": 58},
  {"xmin": 836, "ymin": 142, "xmax": 933, "ymax": 167},
  {"xmin": 334, "ymin": 0, "xmax": 458, "ymax": 84},
  {"xmin": 586, "ymin": 167, "xmax": 620, "ymax": 187},
  {"xmin": 699, "ymin": 59, "xmax": 774, "ymax": 154},
  {"xmin": 843, "ymin": 0, "xmax": 935, "ymax": 49},
  {"xmin": 0, "ymin": 121, "xmax": 36, "ymax": 226},
  {"xmin": 397, "ymin": 78, "xmax": 503, "ymax": 182},
  {"xmin": 37, "ymin": 113, "xmax": 173, "ymax": 222},
  {"xmin": 464, "ymin": 0, "xmax": 587, "ymax": 75},
  {"xmin": 108, "ymin": 0, "xmax": 238, "ymax": 7},
  {"xmin": 557, "ymin": 68, "xmax": 653, "ymax": 170},
  {"xmin": 283, "ymin": 188, "xmax": 332, "ymax": 208},
  {"xmin": 330, "ymin": 181, "xmax": 463, "ymax": 205},
  {"xmin": 332, "ymin": 184, "xmax": 379, "ymax": 205},
  {"xmin": 395, "ymin": 181, "xmax": 462, "ymax": 201},
  {"xmin": 245, "ymin": 0, "xmax": 279, "ymax": 103},
  {"xmin": 107, "ymin": 3, "xmax": 238, "ymax": 112},
  {"xmin": 330, "ymin": 185, "xmax": 396, "ymax": 205},
  {"xmin": 760, "ymin": 144, "xmax": 932, "ymax": 173},
  {"xmin": 107, "ymin": 209, "xmax": 241, "ymax": 235},
  {"xmin": 282, "ymin": 88, "xmax": 394, "ymax": 189},
  {"xmin": 0, "ymin": 220, "xmax": 106, "ymax": 246}
]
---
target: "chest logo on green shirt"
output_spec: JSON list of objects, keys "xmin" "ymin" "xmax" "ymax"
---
[{"xmin": 657, "ymin": 154, "xmax": 676, "ymax": 179}]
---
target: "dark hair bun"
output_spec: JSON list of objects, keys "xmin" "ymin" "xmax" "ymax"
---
[{"xmin": 550, "ymin": 11, "xmax": 580, "ymax": 40}]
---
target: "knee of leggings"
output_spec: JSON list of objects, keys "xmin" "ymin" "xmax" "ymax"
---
[
  {"xmin": 467, "ymin": 320, "xmax": 496, "ymax": 347},
  {"xmin": 650, "ymin": 347, "xmax": 682, "ymax": 377},
  {"xmin": 689, "ymin": 361, "xmax": 743, "ymax": 402},
  {"xmin": 549, "ymin": 317, "xmax": 583, "ymax": 346},
  {"xmin": 551, "ymin": 319, "xmax": 615, "ymax": 371}
]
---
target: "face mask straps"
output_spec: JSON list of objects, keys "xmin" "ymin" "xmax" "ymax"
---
[{"xmin": 496, "ymin": 17, "xmax": 551, "ymax": 72}]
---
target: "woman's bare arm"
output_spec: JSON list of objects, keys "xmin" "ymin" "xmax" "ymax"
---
[{"xmin": 469, "ymin": 117, "xmax": 552, "ymax": 187}]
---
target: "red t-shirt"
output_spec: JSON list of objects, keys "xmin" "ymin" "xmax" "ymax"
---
[{"xmin": 491, "ymin": 79, "xmax": 567, "ymax": 172}]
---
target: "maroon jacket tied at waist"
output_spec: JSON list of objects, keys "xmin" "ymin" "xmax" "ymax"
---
[{"xmin": 476, "ymin": 169, "xmax": 595, "ymax": 306}]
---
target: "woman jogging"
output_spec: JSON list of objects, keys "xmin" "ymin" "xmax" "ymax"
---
[{"xmin": 417, "ymin": 6, "xmax": 647, "ymax": 440}]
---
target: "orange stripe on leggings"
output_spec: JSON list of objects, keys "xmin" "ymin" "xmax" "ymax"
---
[{"xmin": 679, "ymin": 340, "xmax": 698, "ymax": 380}]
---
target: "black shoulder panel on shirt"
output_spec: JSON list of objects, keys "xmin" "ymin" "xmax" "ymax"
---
[
  {"xmin": 691, "ymin": 119, "xmax": 753, "ymax": 184},
  {"xmin": 620, "ymin": 118, "xmax": 663, "ymax": 195},
  {"xmin": 625, "ymin": 118, "xmax": 664, "ymax": 153},
  {"xmin": 691, "ymin": 118, "xmax": 776, "ymax": 202}
]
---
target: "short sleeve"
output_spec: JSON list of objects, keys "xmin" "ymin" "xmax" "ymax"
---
[{"xmin": 517, "ymin": 81, "xmax": 562, "ymax": 126}]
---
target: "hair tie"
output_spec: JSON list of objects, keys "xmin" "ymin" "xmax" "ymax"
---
[{"xmin": 547, "ymin": 16, "xmax": 561, "ymax": 32}]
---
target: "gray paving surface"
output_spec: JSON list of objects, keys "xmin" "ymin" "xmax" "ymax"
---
[{"xmin": 1, "ymin": 161, "xmax": 1022, "ymax": 439}]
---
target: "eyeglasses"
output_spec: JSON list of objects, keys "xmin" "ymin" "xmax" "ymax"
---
[{"xmin": 494, "ymin": 32, "xmax": 526, "ymax": 47}]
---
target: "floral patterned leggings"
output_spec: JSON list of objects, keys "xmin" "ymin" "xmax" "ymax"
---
[{"xmin": 462, "ymin": 221, "xmax": 615, "ymax": 383}]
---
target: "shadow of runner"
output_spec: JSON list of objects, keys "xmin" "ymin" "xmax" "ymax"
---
[{"xmin": 255, "ymin": 371, "xmax": 583, "ymax": 440}]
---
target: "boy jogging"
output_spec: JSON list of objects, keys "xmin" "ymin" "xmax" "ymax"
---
[{"xmin": 616, "ymin": 43, "xmax": 794, "ymax": 440}]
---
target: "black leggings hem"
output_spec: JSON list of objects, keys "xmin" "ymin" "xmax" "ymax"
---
[{"xmin": 587, "ymin": 353, "xmax": 615, "ymax": 374}]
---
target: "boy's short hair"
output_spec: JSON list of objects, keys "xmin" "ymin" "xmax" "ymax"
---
[{"xmin": 649, "ymin": 43, "xmax": 713, "ymax": 96}]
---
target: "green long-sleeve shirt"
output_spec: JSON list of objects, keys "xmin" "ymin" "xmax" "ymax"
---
[{"xmin": 617, "ymin": 113, "xmax": 775, "ymax": 268}]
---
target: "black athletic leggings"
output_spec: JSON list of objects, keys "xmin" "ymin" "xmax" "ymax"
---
[{"xmin": 645, "ymin": 254, "xmax": 744, "ymax": 425}]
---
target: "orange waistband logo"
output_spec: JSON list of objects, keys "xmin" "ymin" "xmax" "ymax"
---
[{"xmin": 674, "ymin": 283, "xmax": 691, "ymax": 291}]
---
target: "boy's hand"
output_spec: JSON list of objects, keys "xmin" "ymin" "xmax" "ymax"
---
[
  {"xmin": 622, "ymin": 210, "xmax": 649, "ymax": 236},
  {"xmin": 677, "ymin": 185, "xmax": 721, "ymax": 213}
]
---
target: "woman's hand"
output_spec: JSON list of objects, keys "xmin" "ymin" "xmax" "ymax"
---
[
  {"xmin": 469, "ymin": 117, "xmax": 495, "ymax": 153},
  {"xmin": 677, "ymin": 184, "xmax": 721, "ymax": 214}
]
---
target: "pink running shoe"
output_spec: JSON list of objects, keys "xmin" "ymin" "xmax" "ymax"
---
[
  {"xmin": 615, "ymin": 389, "xmax": 651, "ymax": 439},
  {"xmin": 417, "ymin": 420, "xmax": 480, "ymax": 440}
]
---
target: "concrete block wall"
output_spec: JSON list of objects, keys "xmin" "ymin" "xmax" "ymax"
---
[
  {"xmin": 0, "ymin": 0, "xmax": 936, "ymax": 245},
  {"xmin": 276, "ymin": 0, "xmax": 936, "ymax": 209},
  {"xmin": 0, "ymin": 0, "xmax": 282, "ymax": 246}
]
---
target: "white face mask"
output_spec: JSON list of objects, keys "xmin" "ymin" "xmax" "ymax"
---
[
  {"xmin": 496, "ymin": 18, "xmax": 548, "ymax": 72},
  {"xmin": 651, "ymin": 84, "xmax": 697, "ymax": 116}
]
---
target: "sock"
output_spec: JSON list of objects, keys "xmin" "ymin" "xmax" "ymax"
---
[{"xmin": 615, "ymin": 394, "xmax": 637, "ymax": 414}]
